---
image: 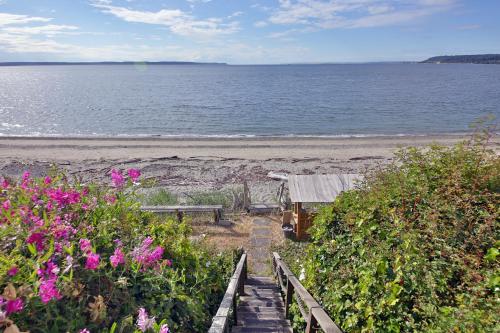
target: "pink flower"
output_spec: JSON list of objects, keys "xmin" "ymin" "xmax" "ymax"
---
[
  {"xmin": 7, "ymin": 266, "xmax": 18, "ymax": 276},
  {"xmin": 39, "ymin": 278, "xmax": 62, "ymax": 303},
  {"xmin": 164, "ymin": 259, "xmax": 173, "ymax": 267},
  {"xmin": 104, "ymin": 195, "xmax": 117, "ymax": 205},
  {"xmin": 79, "ymin": 238, "xmax": 92, "ymax": 253},
  {"xmin": 110, "ymin": 247, "xmax": 125, "ymax": 268},
  {"xmin": 136, "ymin": 308, "xmax": 155, "ymax": 332},
  {"xmin": 159, "ymin": 324, "xmax": 170, "ymax": 333},
  {"xmin": 131, "ymin": 237, "xmax": 165, "ymax": 269},
  {"xmin": 111, "ymin": 169, "xmax": 125, "ymax": 188},
  {"xmin": 127, "ymin": 168, "xmax": 141, "ymax": 182},
  {"xmin": 79, "ymin": 329, "xmax": 90, "ymax": 333},
  {"xmin": 44, "ymin": 176, "xmax": 52, "ymax": 185},
  {"xmin": 5, "ymin": 298, "xmax": 23, "ymax": 315},
  {"xmin": 2, "ymin": 200, "xmax": 10, "ymax": 211},
  {"xmin": 27, "ymin": 232, "xmax": 45, "ymax": 251},
  {"xmin": 1, "ymin": 178, "xmax": 8, "ymax": 188},
  {"xmin": 148, "ymin": 246, "xmax": 164, "ymax": 262},
  {"xmin": 85, "ymin": 253, "xmax": 100, "ymax": 270},
  {"xmin": 22, "ymin": 171, "xmax": 30, "ymax": 182}
]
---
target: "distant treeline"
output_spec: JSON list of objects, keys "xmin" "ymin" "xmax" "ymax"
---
[
  {"xmin": 0, "ymin": 61, "xmax": 227, "ymax": 66},
  {"xmin": 422, "ymin": 54, "xmax": 500, "ymax": 64}
]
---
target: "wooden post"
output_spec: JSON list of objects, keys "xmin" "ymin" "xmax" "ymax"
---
[
  {"xmin": 232, "ymin": 295, "xmax": 237, "ymax": 325},
  {"xmin": 285, "ymin": 277, "xmax": 294, "ymax": 318},
  {"xmin": 305, "ymin": 309, "xmax": 318, "ymax": 333},
  {"xmin": 176, "ymin": 210, "xmax": 183, "ymax": 223},
  {"xmin": 296, "ymin": 202, "xmax": 303, "ymax": 239}
]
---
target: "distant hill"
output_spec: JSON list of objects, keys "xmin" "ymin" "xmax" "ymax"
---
[
  {"xmin": 422, "ymin": 54, "xmax": 500, "ymax": 64},
  {"xmin": 0, "ymin": 61, "xmax": 227, "ymax": 66}
]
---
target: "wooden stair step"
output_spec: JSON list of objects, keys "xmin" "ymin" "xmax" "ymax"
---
[
  {"xmin": 231, "ymin": 326, "xmax": 293, "ymax": 333},
  {"xmin": 238, "ymin": 306, "xmax": 284, "ymax": 313},
  {"xmin": 237, "ymin": 319, "xmax": 291, "ymax": 327},
  {"xmin": 238, "ymin": 300, "xmax": 285, "ymax": 307},
  {"xmin": 239, "ymin": 295, "xmax": 283, "ymax": 302},
  {"xmin": 240, "ymin": 312, "xmax": 287, "ymax": 320}
]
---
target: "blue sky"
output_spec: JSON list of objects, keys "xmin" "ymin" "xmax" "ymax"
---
[{"xmin": 0, "ymin": 0, "xmax": 498, "ymax": 64}]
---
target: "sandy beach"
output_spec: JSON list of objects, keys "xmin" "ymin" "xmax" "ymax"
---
[{"xmin": 1, "ymin": 134, "xmax": 496, "ymax": 202}]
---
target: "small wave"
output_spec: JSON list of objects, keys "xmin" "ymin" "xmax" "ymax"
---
[
  {"xmin": 0, "ymin": 131, "xmax": 479, "ymax": 139},
  {"xmin": 1, "ymin": 122, "xmax": 24, "ymax": 128}
]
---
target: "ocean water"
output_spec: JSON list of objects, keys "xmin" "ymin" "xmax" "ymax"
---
[{"xmin": 0, "ymin": 63, "xmax": 499, "ymax": 137}]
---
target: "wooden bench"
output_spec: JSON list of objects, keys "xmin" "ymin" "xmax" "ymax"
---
[{"xmin": 141, "ymin": 205, "xmax": 223, "ymax": 223}]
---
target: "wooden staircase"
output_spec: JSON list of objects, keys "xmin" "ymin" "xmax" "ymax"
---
[
  {"xmin": 208, "ymin": 247, "xmax": 342, "ymax": 333},
  {"xmin": 231, "ymin": 276, "xmax": 292, "ymax": 333}
]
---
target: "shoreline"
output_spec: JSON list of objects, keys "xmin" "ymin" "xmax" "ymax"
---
[
  {"xmin": 0, "ymin": 132, "xmax": 477, "ymax": 141},
  {"xmin": 1, "ymin": 134, "xmax": 497, "ymax": 202}
]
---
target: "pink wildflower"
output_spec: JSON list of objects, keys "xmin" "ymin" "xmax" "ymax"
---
[
  {"xmin": 44, "ymin": 176, "xmax": 52, "ymax": 185},
  {"xmin": 136, "ymin": 308, "xmax": 155, "ymax": 332},
  {"xmin": 148, "ymin": 246, "xmax": 164, "ymax": 262},
  {"xmin": 1, "ymin": 178, "xmax": 8, "ymax": 188},
  {"xmin": 22, "ymin": 171, "xmax": 30, "ymax": 182},
  {"xmin": 159, "ymin": 324, "xmax": 170, "ymax": 333},
  {"xmin": 79, "ymin": 329, "xmax": 90, "ymax": 333},
  {"xmin": 79, "ymin": 238, "xmax": 92, "ymax": 253},
  {"xmin": 27, "ymin": 232, "xmax": 45, "ymax": 251},
  {"xmin": 104, "ymin": 194, "xmax": 117, "ymax": 205},
  {"xmin": 110, "ymin": 247, "xmax": 125, "ymax": 268},
  {"xmin": 127, "ymin": 168, "xmax": 141, "ymax": 182},
  {"xmin": 131, "ymin": 238, "xmax": 165, "ymax": 270},
  {"xmin": 2, "ymin": 200, "xmax": 10, "ymax": 211},
  {"xmin": 164, "ymin": 259, "xmax": 173, "ymax": 267},
  {"xmin": 39, "ymin": 278, "xmax": 62, "ymax": 303},
  {"xmin": 111, "ymin": 169, "xmax": 125, "ymax": 188},
  {"xmin": 7, "ymin": 266, "xmax": 18, "ymax": 276},
  {"xmin": 5, "ymin": 298, "xmax": 23, "ymax": 315},
  {"xmin": 85, "ymin": 253, "xmax": 100, "ymax": 270}
]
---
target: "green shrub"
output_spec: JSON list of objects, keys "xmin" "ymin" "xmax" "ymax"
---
[
  {"xmin": 295, "ymin": 137, "xmax": 499, "ymax": 332},
  {"xmin": 0, "ymin": 170, "xmax": 237, "ymax": 332},
  {"xmin": 142, "ymin": 188, "xmax": 178, "ymax": 206},
  {"xmin": 186, "ymin": 190, "xmax": 232, "ymax": 209}
]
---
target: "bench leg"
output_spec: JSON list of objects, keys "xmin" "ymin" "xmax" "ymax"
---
[
  {"xmin": 176, "ymin": 210, "xmax": 184, "ymax": 223},
  {"xmin": 214, "ymin": 209, "xmax": 221, "ymax": 224}
]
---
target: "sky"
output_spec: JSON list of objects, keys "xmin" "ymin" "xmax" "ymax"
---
[{"xmin": 0, "ymin": 0, "xmax": 498, "ymax": 64}]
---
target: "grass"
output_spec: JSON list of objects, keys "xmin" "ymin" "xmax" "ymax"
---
[
  {"xmin": 141, "ymin": 188, "xmax": 178, "ymax": 205},
  {"xmin": 186, "ymin": 190, "xmax": 233, "ymax": 208}
]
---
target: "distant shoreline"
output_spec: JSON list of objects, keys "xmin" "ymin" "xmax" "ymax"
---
[{"xmin": 0, "ymin": 61, "xmax": 228, "ymax": 66}]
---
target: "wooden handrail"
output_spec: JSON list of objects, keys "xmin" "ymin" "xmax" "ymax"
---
[
  {"xmin": 208, "ymin": 252, "xmax": 247, "ymax": 333},
  {"xmin": 272, "ymin": 252, "xmax": 343, "ymax": 333}
]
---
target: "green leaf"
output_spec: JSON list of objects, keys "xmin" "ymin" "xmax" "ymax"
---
[{"xmin": 484, "ymin": 247, "xmax": 499, "ymax": 262}]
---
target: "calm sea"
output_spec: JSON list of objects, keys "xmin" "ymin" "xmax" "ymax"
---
[{"xmin": 0, "ymin": 63, "xmax": 499, "ymax": 137}]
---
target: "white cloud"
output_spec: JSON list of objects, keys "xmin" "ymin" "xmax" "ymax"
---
[
  {"xmin": 0, "ymin": 12, "xmax": 52, "ymax": 26},
  {"xmin": 228, "ymin": 11, "xmax": 243, "ymax": 19},
  {"xmin": 3, "ymin": 24, "xmax": 79, "ymax": 36},
  {"xmin": 267, "ymin": 0, "xmax": 456, "ymax": 30},
  {"xmin": 254, "ymin": 21, "xmax": 268, "ymax": 28},
  {"xmin": 92, "ymin": 4, "xmax": 239, "ymax": 37}
]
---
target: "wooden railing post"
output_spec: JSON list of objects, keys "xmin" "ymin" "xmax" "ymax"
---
[
  {"xmin": 285, "ymin": 277, "xmax": 294, "ymax": 318},
  {"xmin": 232, "ymin": 287, "xmax": 238, "ymax": 324},
  {"xmin": 305, "ymin": 309, "xmax": 319, "ymax": 333}
]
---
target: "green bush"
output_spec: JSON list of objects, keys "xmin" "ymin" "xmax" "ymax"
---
[
  {"xmin": 186, "ymin": 190, "xmax": 232, "ymax": 209},
  {"xmin": 142, "ymin": 188, "xmax": 178, "ymax": 206},
  {"xmin": 296, "ymin": 137, "xmax": 499, "ymax": 332},
  {"xmin": 0, "ymin": 170, "xmax": 238, "ymax": 332}
]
